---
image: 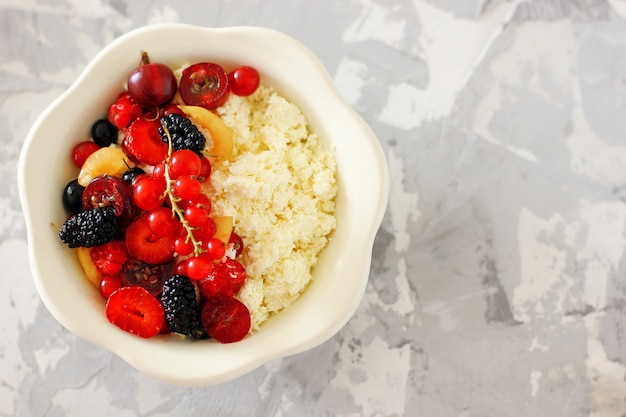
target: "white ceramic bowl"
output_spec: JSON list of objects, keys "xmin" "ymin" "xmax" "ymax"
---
[{"xmin": 18, "ymin": 24, "xmax": 389, "ymax": 386}]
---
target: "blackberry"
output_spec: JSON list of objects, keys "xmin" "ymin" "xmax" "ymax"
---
[
  {"xmin": 59, "ymin": 207, "xmax": 118, "ymax": 248},
  {"xmin": 161, "ymin": 274, "xmax": 203, "ymax": 337},
  {"xmin": 158, "ymin": 113, "xmax": 206, "ymax": 157}
]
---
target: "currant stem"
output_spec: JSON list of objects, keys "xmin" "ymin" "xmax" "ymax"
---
[{"xmin": 160, "ymin": 121, "xmax": 204, "ymax": 257}]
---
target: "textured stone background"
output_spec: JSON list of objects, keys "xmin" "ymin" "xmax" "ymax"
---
[{"xmin": 3, "ymin": 0, "xmax": 626, "ymax": 416}]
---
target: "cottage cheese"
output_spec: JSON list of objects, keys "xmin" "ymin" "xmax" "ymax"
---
[{"xmin": 205, "ymin": 86, "xmax": 338, "ymax": 331}]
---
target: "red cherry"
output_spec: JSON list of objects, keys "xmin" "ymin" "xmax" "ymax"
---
[
  {"xmin": 122, "ymin": 257, "xmax": 174, "ymax": 296},
  {"xmin": 201, "ymin": 295, "xmax": 250, "ymax": 343},
  {"xmin": 82, "ymin": 175, "xmax": 136, "ymax": 228},
  {"xmin": 179, "ymin": 63, "xmax": 230, "ymax": 109},
  {"xmin": 127, "ymin": 51, "xmax": 177, "ymax": 108},
  {"xmin": 228, "ymin": 232, "xmax": 244, "ymax": 257},
  {"xmin": 228, "ymin": 66, "xmax": 260, "ymax": 96},
  {"xmin": 71, "ymin": 141, "xmax": 100, "ymax": 168}
]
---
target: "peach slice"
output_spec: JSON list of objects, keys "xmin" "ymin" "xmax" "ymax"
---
[
  {"xmin": 212, "ymin": 215, "xmax": 233, "ymax": 245},
  {"xmin": 78, "ymin": 146, "xmax": 132, "ymax": 187},
  {"xmin": 178, "ymin": 105, "xmax": 233, "ymax": 163},
  {"xmin": 76, "ymin": 247, "xmax": 103, "ymax": 288}
]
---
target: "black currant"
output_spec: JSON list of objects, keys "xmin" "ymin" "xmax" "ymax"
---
[
  {"xmin": 91, "ymin": 119, "xmax": 119, "ymax": 147},
  {"xmin": 122, "ymin": 166, "xmax": 145, "ymax": 184},
  {"xmin": 62, "ymin": 179, "xmax": 85, "ymax": 214}
]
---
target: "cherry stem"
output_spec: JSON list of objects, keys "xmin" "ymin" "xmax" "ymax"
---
[
  {"xmin": 160, "ymin": 121, "xmax": 204, "ymax": 257},
  {"xmin": 140, "ymin": 50, "xmax": 151, "ymax": 66}
]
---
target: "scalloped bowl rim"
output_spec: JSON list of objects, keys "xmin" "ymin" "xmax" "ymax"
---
[{"xmin": 17, "ymin": 24, "xmax": 389, "ymax": 386}]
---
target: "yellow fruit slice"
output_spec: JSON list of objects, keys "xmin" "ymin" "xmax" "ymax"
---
[
  {"xmin": 76, "ymin": 247, "xmax": 103, "ymax": 288},
  {"xmin": 178, "ymin": 105, "xmax": 233, "ymax": 163},
  {"xmin": 212, "ymin": 215, "xmax": 233, "ymax": 245},
  {"xmin": 78, "ymin": 146, "xmax": 132, "ymax": 187}
]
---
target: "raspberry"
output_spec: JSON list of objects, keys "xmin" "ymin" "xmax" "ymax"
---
[
  {"xmin": 161, "ymin": 274, "xmax": 203, "ymax": 337},
  {"xmin": 197, "ymin": 258, "xmax": 247, "ymax": 298},
  {"xmin": 90, "ymin": 240, "xmax": 128, "ymax": 275},
  {"xmin": 107, "ymin": 92, "xmax": 143, "ymax": 130},
  {"xmin": 59, "ymin": 207, "xmax": 118, "ymax": 248},
  {"xmin": 158, "ymin": 113, "xmax": 206, "ymax": 157}
]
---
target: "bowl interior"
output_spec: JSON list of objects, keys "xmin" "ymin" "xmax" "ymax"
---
[{"xmin": 18, "ymin": 24, "xmax": 389, "ymax": 385}]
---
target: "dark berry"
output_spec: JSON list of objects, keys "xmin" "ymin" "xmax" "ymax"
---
[
  {"xmin": 122, "ymin": 166, "xmax": 145, "ymax": 184},
  {"xmin": 91, "ymin": 119, "xmax": 119, "ymax": 147},
  {"xmin": 59, "ymin": 207, "xmax": 118, "ymax": 248},
  {"xmin": 62, "ymin": 179, "xmax": 85, "ymax": 214},
  {"xmin": 161, "ymin": 274, "xmax": 203, "ymax": 337},
  {"xmin": 158, "ymin": 113, "xmax": 206, "ymax": 157}
]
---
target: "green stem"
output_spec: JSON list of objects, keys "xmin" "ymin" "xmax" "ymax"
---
[{"xmin": 160, "ymin": 121, "xmax": 204, "ymax": 257}]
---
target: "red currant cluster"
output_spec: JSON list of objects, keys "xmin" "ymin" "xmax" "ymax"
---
[{"xmin": 61, "ymin": 51, "xmax": 261, "ymax": 342}]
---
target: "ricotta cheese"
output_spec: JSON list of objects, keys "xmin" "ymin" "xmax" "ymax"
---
[{"xmin": 207, "ymin": 85, "xmax": 338, "ymax": 331}]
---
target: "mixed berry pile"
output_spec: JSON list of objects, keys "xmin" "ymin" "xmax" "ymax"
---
[{"xmin": 58, "ymin": 51, "xmax": 261, "ymax": 343}]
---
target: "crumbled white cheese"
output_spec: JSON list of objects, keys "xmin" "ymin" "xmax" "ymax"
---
[{"xmin": 207, "ymin": 85, "xmax": 338, "ymax": 331}]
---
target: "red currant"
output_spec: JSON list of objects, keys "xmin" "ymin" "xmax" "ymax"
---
[
  {"xmin": 187, "ymin": 193, "xmax": 212, "ymax": 214},
  {"xmin": 71, "ymin": 141, "xmax": 100, "ymax": 169},
  {"xmin": 172, "ymin": 175, "xmax": 201, "ymax": 201},
  {"xmin": 228, "ymin": 66, "xmax": 260, "ymax": 96},
  {"xmin": 174, "ymin": 236, "xmax": 194, "ymax": 256},
  {"xmin": 183, "ymin": 254, "xmax": 214, "ymax": 280},
  {"xmin": 99, "ymin": 274, "xmax": 123, "ymax": 299},
  {"xmin": 184, "ymin": 205, "xmax": 209, "ymax": 228},
  {"xmin": 194, "ymin": 217, "xmax": 217, "ymax": 239},
  {"xmin": 203, "ymin": 237, "xmax": 226, "ymax": 260},
  {"xmin": 152, "ymin": 162, "xmax": 166, "ymax": 179},
  {"xmin": 198, "ymin": 157, "xmax": 212, "ymax": 182},
  {"xmin": 132, "ymin": 174, "xmax": 166, "ymax": 211},
  {"xmin": 170, "ymin": 150, "xmax": 202, "ymax": 178},
  {"xmin": 147, "ymin": 207, "xmax": 179, "ymax": 237}
]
